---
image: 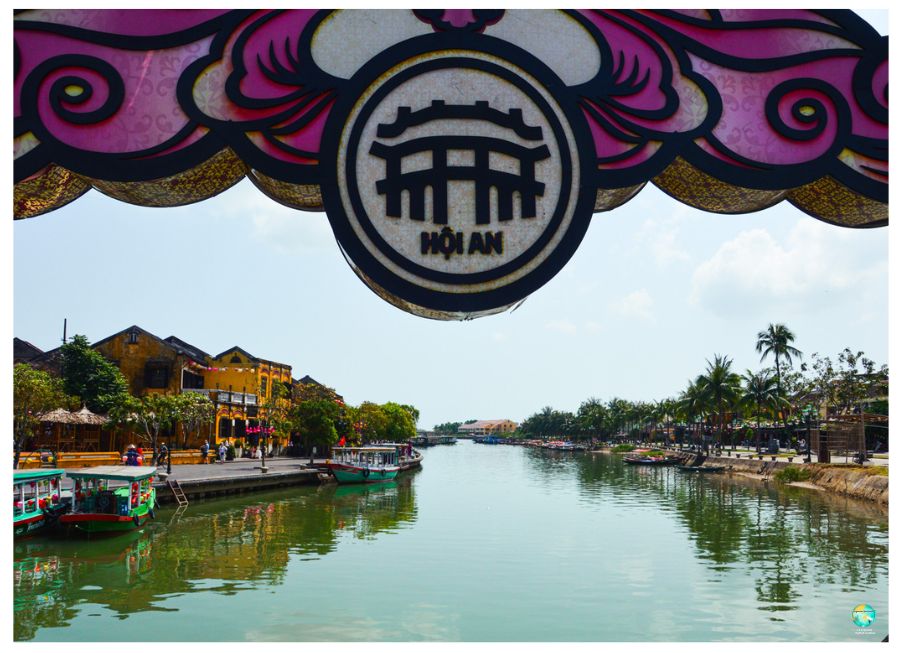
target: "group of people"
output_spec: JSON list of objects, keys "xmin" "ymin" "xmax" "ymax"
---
[{"xmin": 198, "ymin": 440, "xmax": 266, "ymax": 464}]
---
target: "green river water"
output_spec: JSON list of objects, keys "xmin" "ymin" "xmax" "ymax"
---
[{"xmin": 13, "ymin": 441, "xmax": 889, "ymax": 641}]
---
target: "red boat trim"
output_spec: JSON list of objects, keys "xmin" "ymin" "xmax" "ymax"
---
[
  {"xmin": 15, "ymin": 514, "xmax": 44, "ymax": 526},
  {"xmin": 60, "ymin": 513, "xmax": 133, "ymax": 523}
]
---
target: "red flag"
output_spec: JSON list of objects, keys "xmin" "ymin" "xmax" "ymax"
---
[{"xmin": 338, "ymin": 436, "xmax": 346, "ymax": 447}]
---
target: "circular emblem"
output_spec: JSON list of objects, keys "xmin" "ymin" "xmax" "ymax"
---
[
  {"xmin": 321, "ymin": 37, "xmax": 594, "ymax": 318},
  {"xmin": 851, "ymin": 604, "xmax": 876, "ymax": 628}
]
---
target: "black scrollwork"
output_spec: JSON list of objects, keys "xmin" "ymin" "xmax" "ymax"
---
[
  {"xmin": 764, "ymin": 79, "xmax": 850, "ymax": 145},
  {"xmin": 24, "ymin": 55, "xmax": 125, "ymax": 127}
]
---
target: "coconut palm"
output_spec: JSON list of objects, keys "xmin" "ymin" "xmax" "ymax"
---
[
  {"xmin": 679, "ymin": 378, "xmax": 709, "ymax": 450},
  {"xmin": 696, "ymin": 354, "xmax": 743, "ymax": 449},
  {"xmin": 740, "ymin": 370, "xmax": 788, "ymax": 452},
  {"xmin": 756, "ymin": 323, "xmax": 802, "ymax": 427}
]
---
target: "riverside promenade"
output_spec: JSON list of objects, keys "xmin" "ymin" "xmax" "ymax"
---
[{"xmin": 56, "ymin": 453, "xmax": 423, "ymax": 506}]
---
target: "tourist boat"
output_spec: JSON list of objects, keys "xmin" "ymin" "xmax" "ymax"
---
[
  {"xmin": 325, "ymin": 447, "xmax": 400, "ymax": 484},
  {"xmin": 13, "ymin": 469, "xmax": 69, "ymax": 538},
  {"xmin": 59, "ymin": 466, "xmax": 157, "ymax": 534}
]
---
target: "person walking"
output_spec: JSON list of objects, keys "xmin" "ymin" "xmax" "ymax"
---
[
  {"xmin": 158, "ymin": 442, "xmax": 169, "ymax": 467},
  {"xmin": 200, "ymin": 440, "xmax": 209, "ymax": 464}
]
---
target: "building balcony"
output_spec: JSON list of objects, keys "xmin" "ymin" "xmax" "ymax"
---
[{"xmin": 182, "ymin": 388, "xmax": 258, "ymax": 406}]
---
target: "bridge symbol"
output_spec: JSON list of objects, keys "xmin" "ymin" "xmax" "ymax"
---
[{"xmin": 369, "ymin": 100, "xmax": 551, "ymax": 225}]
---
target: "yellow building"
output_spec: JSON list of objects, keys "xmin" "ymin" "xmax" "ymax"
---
[
  {"xmin": 91, "ymin": 326, "xmax": 209, "ymax": 397},
  {"xmin": 184, "ymin": 346, "xmax": 292, "ymax": 448},
  {"xmin": 459, "ymin": 419, "xmax": 518, "ymax": 436}
]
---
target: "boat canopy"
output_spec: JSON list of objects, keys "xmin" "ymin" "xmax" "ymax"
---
[
  {"xmin": 13, "ymin": 469, "xmax": 65, "ymax": 482},
  {"xmin": 64, "ymin": 466, "xmax": 157, "ymax": 481}
]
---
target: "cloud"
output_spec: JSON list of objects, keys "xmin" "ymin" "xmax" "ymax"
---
[
  {"xmin": 610, "ymin": 289, "xmax": 654, "ymax": 320},
  {"xmin": 545, "ymin": 319, "xmax": 578, "ymax": 335},
  {"xmin": 491, "ymin": 331, "xmax": 509, "ymax": 343},
  {"xmin": 689, "ymin": 220, "xmax": 887, "ymax": 318},
  {"xmin": 217, "ymin": 181, "xmax": 335, "ymax": 253},
  {"xmin": 633, "ymin": 210, "xmax": 692, "ymax": 266}
]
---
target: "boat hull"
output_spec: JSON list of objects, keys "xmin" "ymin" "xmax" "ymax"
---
[
  {"xmin": 14, "ymin": 514, "xmax": 49, "ymax": 538},
  {"xmin": 60, "ymin": 489, "xmax": 156, "ymax": 533},
  {"xmin": 328, "ymin": 463, "xmax": 399, "ymax": 484}
]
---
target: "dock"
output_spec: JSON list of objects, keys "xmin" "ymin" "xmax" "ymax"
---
[{"xmin": 56, "ymin": 451, "xmax": 424, "ymax": 506}]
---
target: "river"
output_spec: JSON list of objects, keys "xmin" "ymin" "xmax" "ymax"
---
[{"xmin": 13, "ymin": 440, "xmax": 889, "ymax": 641}]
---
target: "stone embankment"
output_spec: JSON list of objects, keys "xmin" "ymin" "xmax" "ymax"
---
[
  {"xmin": 805, "ymin": 465, "xmax": 888, "ymax": 505},
  {"xmin": 677, "ymin": 452, "xmax": 888, "ymax": 505}
]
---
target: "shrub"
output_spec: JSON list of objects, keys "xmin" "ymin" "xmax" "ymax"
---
[
  {"xmin": 612, "ymin": 444, "xmax": 635, "ymax": 453},
  {"xmin": 775, "ymin": 466, "xmax": 811, "ymax": 484}
]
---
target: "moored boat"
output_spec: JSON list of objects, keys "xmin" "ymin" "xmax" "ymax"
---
[
  {"xmin": 623, "ymin": 456, "xmax": 679, "ymax": 465},
  {"xmin": 59, "ymin": 466, "xmax": 157, "ymax": 534},
  {"xmin": 14, "ymin": 469, "xmax": 68, "ymax": 537},
  {"xmin": 676, "ymin": 465, "xmax": 726, "ymax": 473},
  {"xmin": 325, "ymin": 447, "xmax": 400, "ymax": 484}
]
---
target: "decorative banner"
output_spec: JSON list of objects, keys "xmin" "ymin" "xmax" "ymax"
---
[
  {"xmin": 184, "ymin": 361, "xmax": 256, "ymax": 374},
  {"xmin": 13, "ymin": 10, "xmax": 888, "ymax": 318}
]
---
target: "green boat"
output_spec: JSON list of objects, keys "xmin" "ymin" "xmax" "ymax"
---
[
  {"xmin": 325, "ymin": 447, "xmax": 400, "ymax": 484},
  {"xmin": 59, "ymin": 466, "xmax": 157, "ymax": 534},
  {"xmin": 13, "ymin": 469, "xmax": 68, "ymax": 538}
]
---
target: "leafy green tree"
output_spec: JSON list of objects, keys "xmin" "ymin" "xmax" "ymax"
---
[
  {"xmin": 577, "ymin": 397, "xmax": 608, "ymax": 441},
  {"xmin": 259, "ymin": 381, "xmax": 293, "ymax": 448},
  {"xmin": 756, "ymin": 324, "xmax": 802, "ymax": 428},
  {"xmin": 175, "ymin": 392, "xmax": 214, "ymax": 448},
  {"xmin": 292, "ymin": 399, "xmax": 340, "ymax": 451},
  {"xmin": 434, "ymin": 421, "xmax": 462, "ymax": 434},
  {"xmin": 679, "ymin": 378, "xmax": 709, "ymax": 449},
  {"xmin": 382, "ymin": 402, "xmax": 418, "ymax": 441},
  {"xmin": 13, "ymin": 364, "xmax": 76, "ymax": 468},
  {"xmin": 109, "ymin": 393, "xmax": 182, "ymax": 464},
  {"xmin": 696, "ymin": 355, "xmax": 743, "ymax": 448},
  {"xmin": 741, "ymin": 370, "xmax": 787, "ymax": 452},
  {"xmin": 60, "ymin": 334, "xmax": 129, "ymax": 413},
  {"xmin": 399, "ymin": 404, "xmax": 420, "ymax": 427},
  {"xmin": 355, "ymin": 402, "xmax": 389, "ymax": 442}
]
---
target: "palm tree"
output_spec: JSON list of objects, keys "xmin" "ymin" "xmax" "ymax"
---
[
  {"xmin": 679, "ymin": 378, "xmax": 708, "ymax": 450},
  {"xmin": 740, "ymin": 370, "xmax": 787, "ymax": 452},
  {"xmin": 756, "ymin": 323, "xmax": 802, "ymax": 428},
  {"xmin": 696, "ymin": 355, "xmax": 743, "ymax": 450}
]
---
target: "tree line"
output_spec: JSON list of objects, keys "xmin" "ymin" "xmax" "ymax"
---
[
  {"xmin": 515, "ymin": 323, "xmax": 888, "ymax": 451},
  {"xmin": 13, "ymin": 335, "xmax": 419, "ymax": 467}
]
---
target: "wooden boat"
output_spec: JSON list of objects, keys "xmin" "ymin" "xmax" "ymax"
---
[
  {"xmin": 13, "ymin": 469, "xmax": 68, "ymax": 537},
  {"xmin": 325, "ymin": 447, "xmax": 400, "ymax": 484},
  {"xmin": 59, "ymin": 466, "xmax": 157, "ymax": 534},
  {"xmin": 623, "ymin": 456, "xmax": 678, "ymax": 465},
  {"xmin": 676, "ymin": 465, "xmax": 726, "ymax": 473}
]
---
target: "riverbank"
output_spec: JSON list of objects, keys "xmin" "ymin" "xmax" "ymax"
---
[
  {"xmin": 55, "ymin": 454, "xmax": 424, "ymax": 506},
  {"xmin": 592, "ymin": 448, "xmax": 888, "ymax": 505}
]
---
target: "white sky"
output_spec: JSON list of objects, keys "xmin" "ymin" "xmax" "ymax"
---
[{"xmin": 8, "ymin": 9, "xmax": 891, "ymax": 432}]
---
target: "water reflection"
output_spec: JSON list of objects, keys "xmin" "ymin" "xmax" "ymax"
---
[
  {"xmin": 527, "ymin": 449, "xmax": 888, "ymax": 617},
  {"xmin": 14, "ymin": 477, "xmax": 417, "ymax": 641}
]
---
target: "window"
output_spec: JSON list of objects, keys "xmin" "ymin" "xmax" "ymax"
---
[
  {"xmin": 260, "ymin": 376, "xmax": 268, "ymax": 398},
  {"xmin": 127, "ymin": 329, "xmax": 139, "ymax": 344},
  {"xmin": 144, "ymin": 363, "xmax": 170, "ymax": 389},
  {"xmin": 230, "ymin": 355, "xmax": 242, "ymax": 364},
  {"xmin": 183, "ymin": 371, "xmax": 204, "ymax": 389}
]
